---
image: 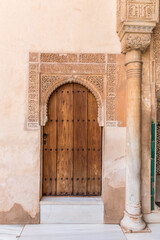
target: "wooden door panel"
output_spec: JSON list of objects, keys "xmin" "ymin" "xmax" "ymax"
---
[
  {"xmin": 57, "ymin": 84, "xmax": 73, "ymax": 195},
  {"xmin": 73, "ymin": 84, "xmax": 87, "ymax": 195},
  {"xmin": 43, "ymin": 83, "xmax": 102, "ymax": 196},
  {"xmin": 43, "ymin": 92, "xmax": 57, "ymax": 196},
  {"xmin": 43, "ymin": 122, "xmax": 50, "ymax": 195},
  {"xmin": 87, "ymin": 91, "xmax": 102, "ymax": 196}
]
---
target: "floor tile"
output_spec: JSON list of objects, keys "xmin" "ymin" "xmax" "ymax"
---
[
  {"xmin": 125, "ymin": 224, "xmax": 160, "ymax": 240},
  {"xmin": 20, "ymin": 224, "xmax": 126, "ymax": 240},
  {"xmin": 0, "ymin": 225, "xmax": 23, "ymax": 240}
]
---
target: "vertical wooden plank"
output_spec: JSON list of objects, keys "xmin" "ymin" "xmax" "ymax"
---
[
  {"xmin": 43, "ymin": 121, "xmax": 50, "ymax": 195},
  {"xmin": 87, "ymin": 91, "xmax": 102, "ymax": 196},
  {"xmin": 43, "ymin": 92, "xmax": 57, "ymax": 196},
  {"xmin": 73, "ymin": 84, "xmax": 87, "ymax": 195},
  {"xmin": 57, "ymin": 84, "xmax": 73, "ymax": 195}
]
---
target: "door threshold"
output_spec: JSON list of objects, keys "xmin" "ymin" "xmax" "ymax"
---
[
  {"xmin": 40, "ymin": 196, "xmax": 104, "ymax": 224},
  {"xmin": 40, "ymin": 196, "xmax": 103, "ymax": 205}
]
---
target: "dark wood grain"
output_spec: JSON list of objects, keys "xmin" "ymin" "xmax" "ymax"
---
[
  {"xmin": 87, "ymin": 91, "xmax": 102, "ymax": 196},
  {"xmin": 57, "ymin": 84, "xmax": 73, "ymax": 195},
  {"xmin": 73, "ymin": 84, "xmax": 87, "ymax": 195}
]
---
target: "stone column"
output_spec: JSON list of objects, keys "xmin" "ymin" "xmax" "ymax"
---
[
  {"xmin": 116, "ymin": 0, "xmax": 159, "ymax": 232},
  {"xmin": 118, "ymin": 33, "xmax": 155, "ymax": 232},
  {"xmin": 120, "ymin": 49, "xmax": 146, "ymax": 232}
]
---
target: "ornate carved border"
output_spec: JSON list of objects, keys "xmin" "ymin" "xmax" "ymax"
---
[
  {"xmin": 28, "ymin": 53, "xmax": 106, "ymax": 129},
  {"xmin": 27, "ymin": 52, "xmax": 125, "ymax": 129},
  {"xmin": 40, "ymin": 74, "xmax": 104, "ymax": 126}
]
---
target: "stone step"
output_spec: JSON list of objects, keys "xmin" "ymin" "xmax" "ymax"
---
[{"xmin": 40, "ymin": 196, "xmax": 104, "ymax": 224}]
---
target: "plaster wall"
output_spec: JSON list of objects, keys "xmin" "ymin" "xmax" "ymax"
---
[{"xmin": 0, "ymin": 0, "xmax": 124, "ymax": 223}]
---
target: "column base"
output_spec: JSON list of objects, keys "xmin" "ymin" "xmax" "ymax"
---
[{"xmin": 120, "ymin": 210, "xmax": 146, "ymax": 232}]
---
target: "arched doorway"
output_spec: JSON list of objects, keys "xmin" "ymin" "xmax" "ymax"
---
[{"xmin": 42, "ymin": 83, "xmax": 102, "ymax": 196}]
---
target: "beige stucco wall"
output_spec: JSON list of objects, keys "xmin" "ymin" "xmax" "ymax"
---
[{"xmin": 0, "ymin": 0, "xmax": 123, "ymax": 223}]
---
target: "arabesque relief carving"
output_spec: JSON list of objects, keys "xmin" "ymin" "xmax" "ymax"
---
[
  {"xmin": 27, "ymin": 53, "xmax": 107, "ymax": 129},
  {"xmin": 27, "ymin": 63, "xmax": 39, "ymax": 129},
  {"xmin": 153, "ymin": 4, "xmax": 160, "ymax": 89},
  {"xmin": 40, "ymin": 74, "xmax": 104, "ymax": 127},
  {"xmin": 121, "ymin": 33, "xmax": 151, "ymax": 53},
  {"xmin": 27, "ymin": 52, "xmax": 125, "ymax": 129},
  {"xmin": 127, "ymin": 0, "xmax": 157, "ymax": 20}
]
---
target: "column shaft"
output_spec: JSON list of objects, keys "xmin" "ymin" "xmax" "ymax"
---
[{"xmin": 121, "ymin": 50, "xmax": 146, "ymax": 232}]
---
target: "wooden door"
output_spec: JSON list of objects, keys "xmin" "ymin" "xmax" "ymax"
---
[{"xmin": 43, "ymin": 83, "xmax": 102, "ymax": 196}]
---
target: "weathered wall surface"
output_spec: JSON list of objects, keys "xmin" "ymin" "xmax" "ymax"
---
[{"xmin": 0, "ymin": 0, "xmax": 125, "ymax": 223}]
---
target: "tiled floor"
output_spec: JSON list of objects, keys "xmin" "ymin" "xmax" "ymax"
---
[
  {"xmin": 0, "ymin": 224, "xmax": 160, "ymax": 240},
  {"xmin": 0, "ymin": 225, "xmax": 23, "ymax": 240},
  {"xmin": 0, "ymin": 224, "xmax": 125, "ymax": 240},
  {"xmin": 19, "ymin": 224, "xmax": 126, "ymax": 240}
]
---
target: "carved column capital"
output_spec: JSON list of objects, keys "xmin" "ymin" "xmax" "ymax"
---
[
  {"xmin": 121, "ymin": 33, "xmax": 151, "ymax": 53},
  {"xmin": 117, "ymin": 0, "xmax": 159, "ymax": 53}
]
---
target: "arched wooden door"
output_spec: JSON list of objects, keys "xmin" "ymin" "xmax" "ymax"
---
[{"xmin": 43, "ymin": 83, "xmax": 102, "ymax": 196}]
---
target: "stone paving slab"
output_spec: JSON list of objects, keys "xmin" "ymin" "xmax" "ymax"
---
[
  {"xmin": 125, "ymin": 224, "xmax": 160, "ymax": 240},
  {"xmin": 1, "ymin": 224, "xmax": 160, "ymax": 240},
  {"xmin": 19, "ymin": 224, "xmax": 126, "ymax": 240},
  {"xmin": 0, "ymin": 225, "xmax": 23, "ymax": 240}
]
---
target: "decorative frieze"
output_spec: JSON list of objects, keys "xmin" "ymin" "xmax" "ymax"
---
[
  {"xmin": 40, "ymin": 63, "xmax": 105, "ymax": 74},
  {"xmin": 127, "ymin": 0, "xmax": 157, "ymax": 20},
  {"xmin": 79, "ymin": 54, "xmax": 105, "ymax": 63},
  {"xmin": 27, "ymin": 64, "xmax": 39, "ymax": 129},
  {"xmin": 40, "ymin": 53, "xmax": 77, "ymax": 63},
  {"xmin": 27, "ymin": 52, "xmax": 125, "ymax": 129}
]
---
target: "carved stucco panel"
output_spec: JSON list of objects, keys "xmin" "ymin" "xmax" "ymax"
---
[
  {"xmin": 27, "ymin": 63, "xmax": 39, "ymax": 129},
  {"xmin": 127, "ymin": 0, "xmax": 157, "ymax": 20},
  {"xmin": 153, "ymin": 5, "xmax": 160, "ymax": 95},
  {"xmin": 27, "ymin": 52, "xmax": 125, "ymax": 129},
  {"xmin": 40, "ymin": 74, "xmax": 105, "ymax": 127},
  {"xmin": 106, "ymin": 64, "xmax": 117, "ymax": 126},
  {"xmin": 117, "ymin": 0, "xmax": 158, "ymax": 30}
]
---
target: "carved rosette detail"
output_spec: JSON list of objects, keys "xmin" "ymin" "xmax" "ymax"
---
[{"xmin": 40, "ymin": 74, "xmax": 104, "ymax": 127}]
